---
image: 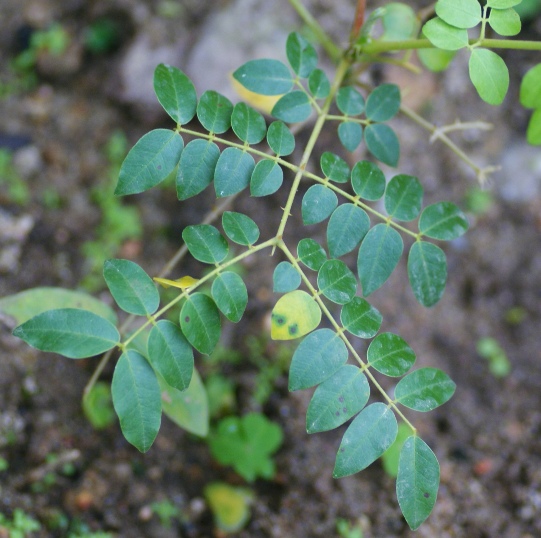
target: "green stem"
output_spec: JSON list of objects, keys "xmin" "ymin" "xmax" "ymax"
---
[{"xmin": 287, "ymin": 0, "xmax": 342, "ymax": 62}]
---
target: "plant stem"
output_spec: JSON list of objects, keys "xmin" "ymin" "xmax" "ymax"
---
[
  {"xmin": 350, "ymin": 0, "xmax": 366, "ymax": 44},
  {"xmin": 287, "ymin": 0, "xmax": 342, "ymax": 62}
]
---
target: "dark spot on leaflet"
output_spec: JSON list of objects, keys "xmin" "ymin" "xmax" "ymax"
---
[
  {"xmin": 157, "ymin": 165, "xmax": 162, "ymax": 170},
  {"xmin": 423, "ymin": 492, "xmax": 430, "ymax": 498},
  {"xmin": 272, "ymin": 314, "xmax": 285, "ymax": 326},
  {"xmin": 343, "ymin": 408, "xmax": 347, "ymax": 413},
  {"xmin": 335, "ymin": 411, "xmax": 340, "ymax": 416},
  {"xmin": 184, "ymin": 316, "xmax": 190, "ymax": 323},
  {"xmin": 338, "ymin": 396, "xmax": 344, "ymax": 403},
  {"xmin": 340, "ymin": 447, "xmax": 345, "ymax": 452},
  {"xmin": 288, "ymin": 323, "xmax": 298, "ymax": 336}
]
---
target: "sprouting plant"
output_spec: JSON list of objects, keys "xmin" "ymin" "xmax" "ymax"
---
[
  {"xmin": 204, "ymin": 482, "xmax": 254, "ymax": 534},
  {"xmin": 150, "ymin": 499, "xmax": 183, "ymax": 529},
  {"xmin": 5, "ymin": 0, "xmax": 541, "ymax": 530},
  {"xmin": 476, "ymin": 337, "xmax": 511, "ymax": 378},
  {"xmin": 0, "ymin": 149, "xmax": 30, "ymax": 206},
  {"xmin": 0, "ymin": 509, "xmax": 41, "ymax": 538},
  {"xmin": 336, "ymin": 517, "xmax": 364, "ymax": 538}
]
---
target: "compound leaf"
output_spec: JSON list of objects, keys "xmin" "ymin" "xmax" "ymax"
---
[
  {"xmin": 327, "ymin": 204, "xmax": 370, "ymax": 258},
  {"xmin": 351, "ymin": 160, "xmax": 386, "ymax": 201},
  {"xmin": 333, "ymin": 402, "xmax": 398, "ymax": 478},
  {"xmin": 273, "ymin": 261, "xmax": 301, "ymax": 293},
  {"xmin": 340, "ymin": 297, "xmax": 382, "ymax": 339},
  {"xmin": 338, "ymin": 122, "xmax": 363, "ymax": 152},
  {"xmin": 419, "ymin": 202, "xmax": 469, "ymax": 240},
  {"xmin": 309, "ymin": 68, "xmax": 331, "ymax": 98},
  {"xmin": 306, "ymin": 365, "xmax": 370, "ymax": 433},
  {"xmin": 302, "ymin": 185, "xmax": 338, "ymax": 225},
  {"xmin": 13, "ymin": 308, "xmax": 119, "ymax": 359},
  {"xmin": 148, "ymin": 320, "xmax": 193, "ymax": 391},
  {"xmin": 211, "ymin": 272, "xmax": 248, "ymax": 323},
  {"xmin": 271, "ymin": 91, "xmax": 312, "ymax": 123},
  {"xmin": 266, "ymin": 120, "xmax": 295, "ymax": 156},
  {"xmin": 297, "ymin": 239, "xmax": 327, "ymax": 271},
  {"xmin": 423, "ymin": 18, "xmax": 469, "ymax": 50},
  {"xmin": 435, "ymin": 0, "xmax": 482, "ymax": 28},
  {"xmin": 286, "ymin": 32, "xmax": 318, "ymax": 77},
  {"xmin": 250, "ymin": 159, "xmax": 283, "ymax": 196},
  {"xmin": 222, "ymin": 211, "xmax": 260, "ymax": 246},
  {"xmin": 408, "ymin": 241, "xmax": 447, "ymax": 307},
  {"xmin": 231, "ymin": 102, "xmax": 267, "ymax": 144},
  {"xmin": 289, "ymin": 328, "xmax": 348, "ymax": 391},
  {"xmin": 394, "ymin": 368, "xmax": 456, "ymax": 411},
  {"xmin": 103, "ymin": 259, "xmax": 159, "ymax": 316},
  {"xmin": 197, "ymin": 90, "xmax": 233, "ymax": 134},
  {"xmin": 520, "ymin": 63, "xmax": 541, "ymax": 109},
  {"xmin": 182, "ymin": 224, "xmax": 229, "ymax": 264},
  {"xmin": 385, "ymin": 174, "xmax": 423, "ymax": 221},
  {"xmin": 153, "ymin": 64, "xmax": 197, "ymax": 124},
  {"xmin": 365, "ymin": 84, "xmax": 401, "ymax": 122},
  {"xmin": 180, "ymin": 293, "xmax": 221, "ymax": 355},
  {"xmin": 177, "ymin": 139, "xmax": 220, "ymax": 200},
  {"xmin": 271, "ymin": 290, "xmax": 321, "ymax": 341},
  {"xmin": 358, "ymin": 224, "xmax": 403, "ymax": 296},
  {"xmin": 365, "ymin": 123, "xmax": 399, "ymax": 166},
  {"xmin": 111, "ymin": 350, "xmax": 161, "ymax": 452},
  {"xmin": 317, "ymin": 260, "xmax": 357, "ymax": 305},
  {"xmin": 214, "ymin": 147, "xmax": 255, "ymax": 197},
  {"xmin": 469, "ymin": 48, "xmax": 509, "ymax": 105},
  {"xmin": 233, "ymin": 59, "xmax": 294, "ymax": 96},
  {"xmin": 397, "ymin": 436, "xmax": 440, "ymax": 530},
  {"xmin": 320, "ymin": 152, "xmax": 350, "ymax": 183},
  {"xmin": 116, "ymin": 129, "xmax": 183, "ymax": 196},
  {"xmin": 367, "ymin": 332, "xmax": 416, "ymax": 377},
  {"xmin": 488, "ymin": 7, "xmax": 521, "ymax": 36}
]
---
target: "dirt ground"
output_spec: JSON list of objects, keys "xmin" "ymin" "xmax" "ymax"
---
[{"xmin": 1, "ymin": 1, "xmax": 541, "ymax": 537}]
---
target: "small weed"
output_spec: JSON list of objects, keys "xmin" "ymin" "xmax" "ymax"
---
[
  {"xmin": 336, "ymin": 518, "xmax": 364, "ymax": 538},
  {"xmin": 477, "ymin": 337, "xmax": 511, "ymax": 378},
  {"xmin": 0, "ymin": 509, "xmax": 41, "ymax": 538},
  {"xmin": 150, "ymin": 499, "xmax": 182, "ymax": 528},
  {"xmin": 0, "ymin": 149, "xmax": 30, "ymax": 206}
]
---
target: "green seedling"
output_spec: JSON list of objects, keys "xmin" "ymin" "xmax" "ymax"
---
[
  {"xmin": 204, "ymin": 482, "xmax": 253, "ymax": 534},
  {"xmin": 476, "ymin": 337, "xmax": 511, "ymax": 378},
  {"xmin": 150, "ymin": 499, "xmax": 182, "ymax": 529},
  {"xmin": 336, "ymin": 518, "xmax": 364, "ymax": 538},
  {"xmin": 0, "ymin": 509, "xmax": 41, "ymax": 538},
  {"xmin": 6, "ymin": 0, "xmax": 541, "ymax": 530},
  {"xmin": 209, "ymin": 413, "xmax": 283, "ymax": 482},
  {"xmin": 0, "ymin": 149, "xmax": 30, "ymax": 205}
]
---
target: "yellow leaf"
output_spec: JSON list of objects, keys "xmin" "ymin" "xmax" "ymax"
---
[
  {"xmin": 153, "ymin": 276, "xmax": 199, "ymax": 290},
  {"xmin": 271, "ymin": 290, "xmax": 321, "ymax": 340},
  {"xmin": 230, "ymin": 75, "xmax": 283, "ymax": 115}
]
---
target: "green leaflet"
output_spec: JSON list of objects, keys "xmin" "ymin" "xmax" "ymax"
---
[
  {"xmin": 358, "ymin": 224, "xmax": 403, "ymax": 296},
  {"xmin": 487, "ymin": 0, "xmax": 521, "ymax": 7},
  {"xmin": 297, "ymin": 238, "xmax": 328, "ymax": 271},
  {"xmin": 384, "ymin": 174, "xmax": 423, "ymax": 221},
  {"xmin": 333, "ymin": 402, "xmax": 398, "ymax": 478},
  {"xmin": 266, "ymin": 121, "xmax": 295, "ymax": 156},
  {"xmin": 381, "ymin": 422, "xmax": 412, "ymax": 478},
  {"xmin": 103, "ymin": 258, "xmax": 159, "ymax": 316},
  {"xmin": 182, "ymin": 224, "xmax": 229, "ymax": 264},
  {"xmin": 365, "ymin": 84, "xmax": 401, "ymax": 122},
  {"xmin": 250, "ymin": 159, "xmax": 284, "ymax": 196},
  {"xmin": 306, "ymin": 365, "xmax": 370, "ymax": 433},
  {"xmin": 197, "ymin": 90, "xmax": 233, "ymax": 134},
  {"xmin": 394, "ymin": 368, "xmax": 456, "ymax": 411},
  {"xmin": 148, "ymin": 320, "xmax": 194, "ymax": 392},
  {"xmin": 233, "ymin": 59, "xmax": 294, "ymax": 96},
  {"xmin": 177, "ymin": 139, "xmax": 220, "ymax": 200},
  {"xmin": 211, "ymin": 272, "xmax": 248, "ymax": 323},
  {"xmin": 351, "ymin": 160, "xmax": 386, "ymax": 201},
  {"xmin": 381, "ymin": 2, "xmax": 419, "ymax": 40},
  {"xmin": 469, "ymin": 48, "xmax": 509, "ymax": 105},
  {"xmin": 418, "ymin": 45, "xmax": 456, "ymax": 73},
  {"xmin": 336, "ymin": 86, "xmax": 365, "ymax": 116},
  {"xmin": 317, "ymin": 260, "xmax": 357, "ymax": 305},
  {"xmin": 320, "ymin": 152, "xmax": 350, "ymax": 183},
  {"xmin": 520, "ymin": 63, "xmax": 541, "ymax": 109},
  {"xmin": 271, "ymin": 290, "xmax": 321, "ymax": 341},
  {"xmin": 340, "ymin": 297, "xmax": 382, "ymax": 339},
  {"xmin": 309, "ymin": 68, "xmax": 330, "ymax": 99},
  {"xmin": 273, "ymin": 261, "xmax": 301, "ymax": 293},
  {"xmin": 153, "ymin": 64, "xmax": 197, "ymax": 125},
  {"xmin": 338, "ymin": 121, "xmax": 363, "ymax": 152},
  {"xmin": 288, "ymin": 328, "xmax": 348, "ymax": 391},
  {"xmin": 302, "ymin": 184, "xmax": 338, "ymax": 225},
  {"xmin": 423, "ymin": 18, "xmax": 469, "ymax": 50},
  {"xmin": 527, "ymin": 108, "xmax": 541, "ymax": 145},
  {"xmin": 160, "ymin": 368, "xmax": 208, "ymax": 437},
  {"xmin": 435, "ymin": 0, "xmax": 482, "ymax": 29},
  {"xmin": 365, "ymin": 123, "xmax": 399, "ymax": 166},
  {"xmin": 180, "ymin": 293, "xmax": 221, "ymax": 355},
  {"xmin": 214, "ymin": 147, "xmax": 255, "ymax": 197},
  {"xmin": 111, "ymin": 350, "xmax": 161, "ymax": 452},
  {"xmin": 397, "ymin": 436, "xmax": 440, "ymax": 530},
  {"xmin": 222, "ymin": 211, "xmax": 260, "ymax": 246},
  {"xmin": 408, "ymin": 241, "xmax": 447, "ymax": 307},
  {"xmin": 488, "ymin": 7, "xmax": 521, "ymax": 36},
  {"xmin": 286, "ymin": 32, "xmax": 318, "ymax": 78},
  {"xmin": 367, "ymin": 332, "xmax": 416, "ymax": 376},
  {"xmin": 231, "ymin": 102, "xmax": 267, "ymax": 144},
  {"xmin": 115, "ymin": 129, "xmax": 184, "ymax": 196},
  {"xmin": 418, "ymin": 202, "xmax": 469, "ymax": 240},
  {"xmin": 271, "ymin": 91, "xmax": 312, "ymax": 123},
  {"xmin": 327, "ymin": 204, "xmax": 370, "ymax": 259},
  {"xmin": 13, "ymin": 308, "xmax": 120, "ymax": 359}
]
